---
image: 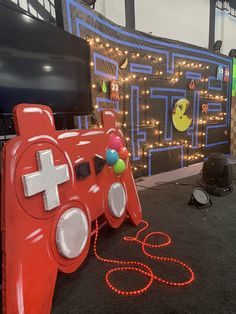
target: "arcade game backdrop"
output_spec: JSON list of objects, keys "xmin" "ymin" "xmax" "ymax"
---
[
  {"xmin": 231, "ymin": 58, "xmax": 236, "ymax": 156},
  {"xmin": 63, "ymin": 0, "xmax": 232, "ymax": 177}
]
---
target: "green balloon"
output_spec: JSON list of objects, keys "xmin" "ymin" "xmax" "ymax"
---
[
  {"xmin": 102, "ymin": 81, "xmax": 107, "ymax": 93},
  {"xmin": 114, "ymin": 159, "xmax": 126, "ymax": 174}
]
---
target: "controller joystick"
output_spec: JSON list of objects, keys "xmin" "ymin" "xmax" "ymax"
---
[{"xmin": 1, "ymin": 104, "xmax": 142, "ymax": 314}]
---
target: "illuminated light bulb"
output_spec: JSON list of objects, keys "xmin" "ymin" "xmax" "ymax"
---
[
  {"xmin": 210, "ymin": 117, "xmax": 213, "ymax": 120},
  {"xmin": 147, "ymin": 121, "xmax": 150, "ymax": 124},
  {"xmin": 148, "ymin": 55, "xmax": 151, "ymax": 59},
  {"xmin": 159, "ymin": 57, "xmax": 163, "ymax": 61},
  {"xmin": 132, "ymin": 74, "xmax": 136, "ymax": 78},
  {"xmin": 221, "ymin": 96, "xmax": 224, "ymax": 99},
  {"xmin": 144, "ymin": 152, "xmax": 147, "ymax": 155},
  {"xmin": 155, "ymin": 121, "xmax": 159, "ymax": 125},
  {"xmin": 146, "ymin": 90, "xmax": 150, "ymax": 94},
  {"xmin": 149, "ymin": 144, "xmax": 153, "ymax": 148},
  {"xmin": 182, "ymin": 61, "xmax": 186, "ymax": 65},
  {"xmin": 225, "ymin": 98, "xmax": 227, "ymax": 101},
  {"xmin": 199, "ymin": 64, "xmax": 202, "ymax": 67},
  {"xmin": 125, "ymin": 77, "xmax": 129, "ymax": 81},
  {"xmin": 106, "ymin": 43, "xmax": 110, "ymax": 47},
  {"xmin": 128, "ymin": 152, "xmax": 132, "ymax": 157},
  {"xmin": 209, "ymin": 94, "xmax": 212, "ymax": 97},
  {"xmin": 126, "ymin": 137, "xmax": 130, "ymax": 141},
  {"xmin": 203, "ymin": 121, "xmax": 206, "ymax": 124},
  {"xmin": 144, "ymin": 77, "xmax": 147, "ymax": 80},
  {"xmin": 125, "ymin": 95, "xmax": 129, "ymax": 99},
  {"xmin": 187, "ymin": 64, "xmax": 190, "ymax": 67},
  {"xmin": 201, "ymin": 154, "xmax": 204, "ymax": 158},
  {"xmin": 206, "ymin": 65, "xmax": 209, "ymax": 69},
  {"xmin": 195, "ymin": 156, "xmax": 198, "ymax": 160},
  {"xmin": 146, "ymin": 105, "xmax": 150, "ymax": 109},
  {"xmin": 92, "ymin": 84, "xmax": 96, "ymax": 88},
  {"xmin": 159, "ymin": 143, "xmax": 163, "ymax": 146},
  {"xmin": 175, "ymin": 78, "xmax": 179, "ymax": 82},
  {"xmin": 143, "ymin": 165, "xmax": 147, "ymax": 168},
  {"xmin": 123, "ymin": 123, "xmax": 127, "ymax": 127},
  {"xmin": 188, "ymin": 157, "xmax": 191, "ymax": 160},
  {"xmin": 202, "ymin": 132, "xmax": 206, "ymax": 136},
  {"xmin": 136, "ymin": 53, "xmax": 140, "ymax": 57},
  {"xmin": 94, "ymin": 105, "xmax": 99, "ymax": 109},
  {"xmin": 169, "ymin": 142, "xmax": 172, "ymax": 145},
  {"xmin": 134, "ymin": 167, "xmax": 137, "ymax": 171},
  {"xmin": 177, "ymin": 142, "xmax": 180, "ymax": 145},
  {"xmin": 95, "ymin": 37, "xmax": 100, "ymax": 42},
  {"xmin": 191, "ymin": 63, "xmax": 194, "ymax": 66},
  {"xmin": 115, "ymin": 47, "xmax": 119, "ymax": 51},
  {"xmin": 199, "ymin": 119, "xmax": 203, "ymax": 124},
  {"xmin": 205, "ymin": 78, "xmax": 208, "ymax": 82},
  {"xmin": 189, "ymin": 144, "xmax": 192, "ymax": 148},
  {"xmin": 180, "ymin": 72, "xmax": 183, "ymax": 75},
  {"xmin": 159, "ymin": 131, "xmax": 163, "ymax": 134},
  {"xmin": 184, "ymin": 140, "xmax": 188, "ymax": 144},
  {"xmin": 90, "ymin": 62, "xmax": 94, "ymax": 66},
  {"xmin": 124, "ymin": 50, "xmax": 128, "ymax": 54},
  {"xmin": 160, "ymin": 71, "xmax": 163, "ymax": 75},
  {"xmin": 223, "ymin": 112, "xmax": 226, "ymax": 116},
  {"xmin": 154, "ymin": 130, "xmax": 158, "ymax": 135},
  {"xmin": 204, "ymin": 91, "xmax": 207, "ymax": 94},
  {"xmin": 99, "ymin": 124, "xmax": 103, "ymax": 128}
]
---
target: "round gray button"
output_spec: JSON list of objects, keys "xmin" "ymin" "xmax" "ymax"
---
[
  {"xmin": 56, "ymin": 207, "xmax": 89, "ymax": 259},
  {"xmin": 108, "ymin": 182, "xmax": 126, "ymax": 218}
]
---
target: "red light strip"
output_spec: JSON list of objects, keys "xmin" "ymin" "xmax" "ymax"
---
[{"xmin": 94, "ymin": 219, "xmax": 195, "ymax": 296}]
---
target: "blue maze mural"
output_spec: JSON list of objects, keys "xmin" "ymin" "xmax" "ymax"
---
[{"xmin": 65, "ymin": 0, "xmax": 232, "ymax": 177}]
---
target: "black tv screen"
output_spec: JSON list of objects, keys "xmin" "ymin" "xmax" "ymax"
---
[{"xmin": 0, "ymin": 2, "xmax": 92, "ymax": 116}]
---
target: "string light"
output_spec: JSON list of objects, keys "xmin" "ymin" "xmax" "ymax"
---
[
  {"xmin": 89, "ymin": 37, "xmax": 228, "ymax": 173},
  {"xmin": 93, "ymin": 220, "xmax": 195, "ymax": 296}
]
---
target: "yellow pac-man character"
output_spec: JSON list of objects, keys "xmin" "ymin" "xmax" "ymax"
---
[{"xmin": 172, "ymin": 98, "xmax": 192, "ymax": 132}]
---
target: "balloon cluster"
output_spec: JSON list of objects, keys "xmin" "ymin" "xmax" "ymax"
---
[{"xmin": 106, "ymin": 134, "xmax": 129, "ymax": 175}]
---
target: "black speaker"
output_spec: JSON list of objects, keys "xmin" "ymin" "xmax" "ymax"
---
[
  {"xmin": 200, "ymin": 153, "xmax": 233, "ymax": 196},
  {"xmin": 229, "ymin": 49, "xmax": 236, "ymax": 58},
  {"xmin": 82, "ymin": 0, "xmax": 96, "ymax": 8}
]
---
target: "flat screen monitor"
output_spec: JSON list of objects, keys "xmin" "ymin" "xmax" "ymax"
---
[{"xmin": 0, "ymin": 2, "xmax": 92, "ymax": 116}]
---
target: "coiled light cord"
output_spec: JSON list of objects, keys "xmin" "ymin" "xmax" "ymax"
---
[{"xmin": 93, "ymin": 219, "xmax": 195, "ymax": 296}]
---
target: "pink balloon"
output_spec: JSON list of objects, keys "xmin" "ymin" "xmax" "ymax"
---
[{"xmin": 108, "ymin": 134, "xmax": 123, "ymax": 152}]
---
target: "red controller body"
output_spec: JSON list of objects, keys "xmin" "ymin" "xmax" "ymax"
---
[{"xmin": 1, "ymin": 104, "xmax": 142, "ymax": 314}]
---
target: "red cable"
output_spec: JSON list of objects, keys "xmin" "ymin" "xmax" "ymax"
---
[{"xmin": 93, "ymin": 219, "xmax": 195, "ymax": 296}]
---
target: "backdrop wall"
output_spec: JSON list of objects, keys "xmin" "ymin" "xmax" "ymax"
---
[
  {"xmin": 215, "ymin": 5, "xmax": 236, "ymax": 55},
  {"xmin": 231, "ymin": 58, "xmax": 236, "ymax": 156},
  {"xmin": 63, "ymin": 0, "xmax": 232, "ymax": 177},
  {"xmin": 94, "ymin": 0, "xmax": 210, "ymax": 48},
  {"xmin": 135, "ymin": 0, "xmax": 210, "ymax": 48},
  {"xmin": 95, "ymin": 0, "xmax": 126, "ymax": 27}
]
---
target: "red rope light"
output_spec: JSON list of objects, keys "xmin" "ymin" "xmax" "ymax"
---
[{"xmin": 93, "ymin": 219, "xmax": 195, "ymax": 296}]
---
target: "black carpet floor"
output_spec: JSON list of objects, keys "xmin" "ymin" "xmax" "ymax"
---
[{"xmin": 52, "ymin": 165, "xmax": 236, "ymax": 314}]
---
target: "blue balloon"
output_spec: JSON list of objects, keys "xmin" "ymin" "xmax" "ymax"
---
[{"xmin": 106, "ymin": 149, "xmax": 118, "ymax": 165}]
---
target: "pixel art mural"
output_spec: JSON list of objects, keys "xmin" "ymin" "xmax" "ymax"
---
[{"xmin": 63, "ymin": 0, "xmax": 232, "ymax": 177}]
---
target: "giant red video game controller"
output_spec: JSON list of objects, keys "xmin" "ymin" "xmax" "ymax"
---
[{"xmin": 1, "ymin": 104, "xmax": 142, "ymax": 314}]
